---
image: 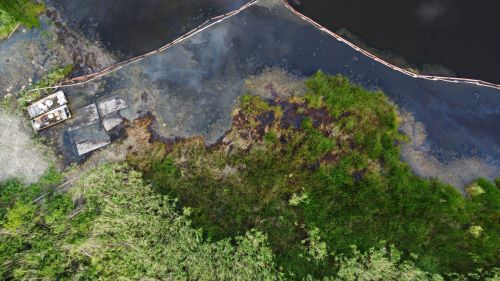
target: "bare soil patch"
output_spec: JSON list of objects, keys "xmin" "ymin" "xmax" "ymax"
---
[{"xmin": 0, "ymin": 110, "xmax": 54, "ymax": 183}]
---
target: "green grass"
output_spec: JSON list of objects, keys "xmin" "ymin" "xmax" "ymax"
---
[
  {"xmin": 18, "ymin": 64, "xmax": 73, "ymax": 106},
  {"xmin": 2, "ymin": 64, "xmax": 73, "ymax": 111},
  {"xmin": 2, "ymin": 163, "xmax": 473, "ymax": 280},
  {"xmin": 133, "ymin": 72, "xmax": 499, "ymax": 279},
  {"xmin": 0, "ymin": 0, "xmax": 45, "ymax": 40},
  {"xmin": 0, "ymin": 168, "xmax": 62, "ymax": 223}
]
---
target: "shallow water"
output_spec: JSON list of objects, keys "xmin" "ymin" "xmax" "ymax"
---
[
  {"xmin": 0, "ymin": 20, "xmax": 68, "ymax": 94},
  {"xmin": 1, "ymin": 0, "xmax": 498, "ymax": 186},
  {"xmin": 288, "ymin": 0, "xmax": 500, "ymax": 84},
  {"xmin": 48, "ymin": 0, "xmax": 250, "ymax": 58},
  {"xmin": 0, "ymin": 13, "xmax": 115, "ymax": 95},
  {"xmin": 47, "ymin": 0, "xmax": 500, "ymax": 187}
]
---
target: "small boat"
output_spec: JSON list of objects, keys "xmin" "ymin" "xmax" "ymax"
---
[
  {"xmin": 31, "ymin": 105, "xmax": 72, "ymax": 131},
  {"xmin": 27, "ymin": 90, "xmax": 68, "ymax": 118}
]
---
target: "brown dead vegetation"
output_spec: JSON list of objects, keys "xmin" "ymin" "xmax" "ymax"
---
[{"xmin": 124, "ymin": 116, "xmax": 170, "ymax": 171}]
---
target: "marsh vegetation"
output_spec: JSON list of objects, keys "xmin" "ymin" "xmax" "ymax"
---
[
  {"xmin": 131, "ymin": 73, "xmax": 499, "ymax": 279},
  {"xmin": 1, "ymin": 73, "xmax": 498, "ymax": 280}
]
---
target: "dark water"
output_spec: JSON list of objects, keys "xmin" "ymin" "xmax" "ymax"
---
[
  {"xmin": 48, "ymin": 0, "xmax": 249, "ymax": 58},
  {"xmin": 57, "ymin": 1, "xmax": 499, "ymax": 165},
  {"xmin": 288, "ymin": 0, "xmax": 500, "ymax": 84}
]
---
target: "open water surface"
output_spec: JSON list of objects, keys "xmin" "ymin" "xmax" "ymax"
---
[
  {"xmin": 289, "ymin": 0, "xmax": 500, "ymax": 83},
  {"xmin": 0, "ymin": 0, "xmax": 498, "ymax": 186},
  {"xmin": 48, "ymin": 0, "xmax": 250, "ymax": 58}
]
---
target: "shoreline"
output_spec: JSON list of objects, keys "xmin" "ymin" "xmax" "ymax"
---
[{"xmin": 15, "ymin": 0, "xmax": 500, "ymax": 96}]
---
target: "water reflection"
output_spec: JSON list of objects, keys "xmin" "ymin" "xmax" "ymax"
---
[
  {"xmin": 288, "ymin": 0, "xmax": 500, "ymax": 83},
  {"xmin": 48, "ymin": 0, "xmax": 250, "ymax": 58},
  {"xmin": 55, "ymin": 0, "xmax": 499, "ymax": 186}
]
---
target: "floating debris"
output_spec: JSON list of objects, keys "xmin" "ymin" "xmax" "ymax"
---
[
  {"xmin": 76, "ymin": 139, "xmax": 111, "ymax": 156},
  {"xmin": 68, "ymin": 103, "xmax": 100, "ymax": 131},
  {"xmin": 102, "ymin": 112, "xmax": 123, "ymax": 131},
  {"xmin": 98, "ymin": 98, "xmax": 127, "ymax": 116},
  {"xmin": 66, "ymin": 98, "xmax": 128, "ymax": 155}
]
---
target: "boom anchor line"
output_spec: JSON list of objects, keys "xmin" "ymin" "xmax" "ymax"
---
[{"xmin": 19, "ymin": 0, "xmax": 500, "ymax": 97}]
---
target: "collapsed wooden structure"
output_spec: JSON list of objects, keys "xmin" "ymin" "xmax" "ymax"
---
[{"xmin": 29, "ymin": 91, "xmax": 72, "ymax": 131}]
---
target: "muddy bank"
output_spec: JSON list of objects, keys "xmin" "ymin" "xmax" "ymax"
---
[
  {"xmin": 0, "ymin": 18, "xmax": 70, "ymax": 96},
  {"xmin": 399, "ymin": 111, "xmax": 499, "ymax": 189}
]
